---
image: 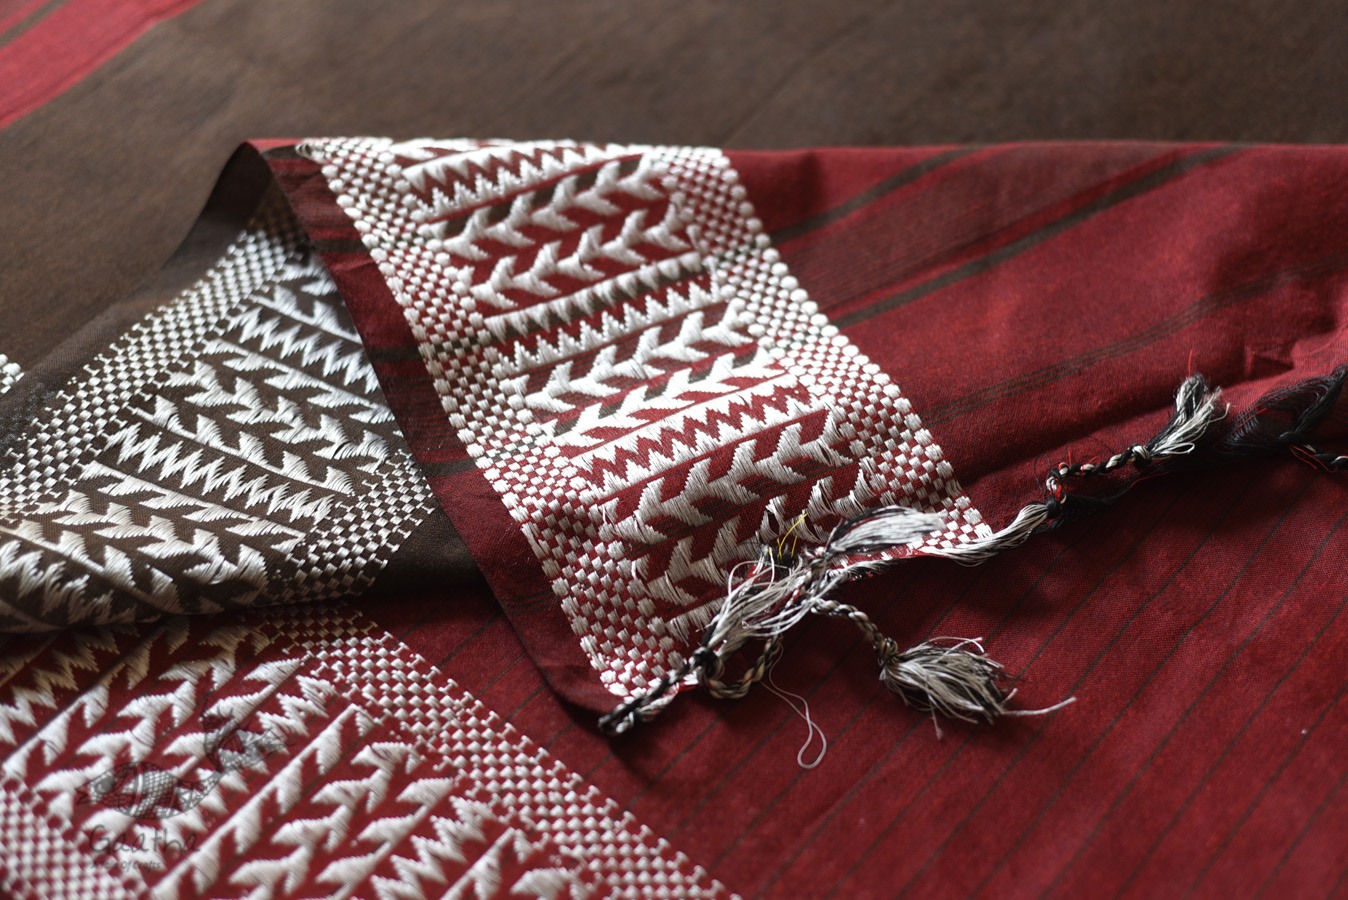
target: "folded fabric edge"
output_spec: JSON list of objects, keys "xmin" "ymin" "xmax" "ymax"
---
[
  {"xmin": 246, "ymin": 138, "xmax": 1348, "ymax": 736},
  {"xmin": 249, "ymin": 138, "xmax": 1013, "ymax": 724},
  {"xmin": 0, "ymin": 145, "xmax": 272, "ymax": 454},
  {"xmin": 0, "ymin": 143, "xmax": 481, "ymax": 635},
  {"xmin": 6, "ymin": 137, "xmax": 1345, "ymax": 739},
  {"xmin": 251, "ymin": 141, "xmax": 624, "ymax": 715}
]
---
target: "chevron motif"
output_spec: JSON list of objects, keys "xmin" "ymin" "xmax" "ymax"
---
[
  {"xmin": 0, "ymin": 772, "xmax": 144, "ymax": 898},
  {"xmin": 0, "ymin": 217, "xmax": 430, "ymax": 629},
  {"xmin": 4, "ymin": 198, "xmax": 301, "ymax": 513},
  {"xmin": 0, "ymin": 603, "xmax": 730, "ymax": 898},
  {"xmin": 400, "ymin": 141, "xmax": 612, "ymax": 222},
  {"xmin": 302, "ymin": 137, "xmax": 991, "ymax": 704},
  {"xmin": 504, "ymin": 279, "xmax": 735, "ymax": 390}
]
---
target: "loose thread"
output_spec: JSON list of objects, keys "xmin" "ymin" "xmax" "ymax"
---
[
  {"xmin": 599, "ymin": 366, "xmax": 1344, "ymax": 737},
  {"xmin": 1219, "ymin": 364, "xmax": 1348, "ymax": 470},
  {"xmin": 600, "ymin": 507, "xmax": 945, "ymax": 735},
  {"xmin": 761, "ymin": 648, "xmax": 828, "ymax": 769}
]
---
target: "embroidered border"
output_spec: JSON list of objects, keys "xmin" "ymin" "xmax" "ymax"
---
[
  {"xmin": 298, "ymin": 138, "xmax": 990, "ymax": 701},
  {"xmin": 0, "ymin": 603, "xmax": 730, "ymax": 898},
  {"xmin": 0, "ymin": 194, "xmax": 433, "ymax": 628}
]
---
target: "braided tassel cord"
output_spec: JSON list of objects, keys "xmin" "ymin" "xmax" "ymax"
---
[
  {"xmin": 600, "ymin": 508, "xmax": 944, "ymax": 735},
  {"xmin": 599, "ymin": 506, "xmax": 1061, "ymax": 736},
  {"xmin": 600, "ymin": 366, "xmax": 1347, "ymax": 737}
]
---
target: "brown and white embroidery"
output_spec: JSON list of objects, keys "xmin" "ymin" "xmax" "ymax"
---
[{"xmin": 0, "ymin": 193, "xmax": 433, "ymax": 629}]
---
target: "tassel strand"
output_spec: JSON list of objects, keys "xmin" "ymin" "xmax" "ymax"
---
[{"xmin": 600, "ymin": 366, "xmax": 1345, "ymax": 737}]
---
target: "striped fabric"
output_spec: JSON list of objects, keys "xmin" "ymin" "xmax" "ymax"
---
[
  {"xmin": 269, "ymin": 137, "xmax": 1348, "ymax": 897},
  {"xmin": 3, "ymin": 3, "xmax": 1348, "ymax": 897},
  {"xmin": 0, "ymin": 0, "xmax": 204, "ymax": 129}
]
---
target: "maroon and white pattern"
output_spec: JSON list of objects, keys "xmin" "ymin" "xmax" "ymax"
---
[
  {"xmin": 297, "ymin": 138, "xmax": 989, "ymax": 701},
  {"xmin": 0, "ymin": 602, "xmax": 729, "ymax": 899},
  {"xmin": 0, "ymin": 174, "xmax": 730, "ymax": 897}
]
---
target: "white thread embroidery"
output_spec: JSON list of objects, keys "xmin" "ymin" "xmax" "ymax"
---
[
  {"xmin": 299, "ymin": 138, "xmax": 992, "ymax": 704},
  {"xmin": 0, "ymin": 193, "xmax": 432, "ymax": 628},
  {"xmin": 0, "ymin": 603, "xmax": 730, "ymax": 898}
]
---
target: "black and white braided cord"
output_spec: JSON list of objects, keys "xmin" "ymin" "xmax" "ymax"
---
[{"xmin": 600, "ymin": 365, "xmax": 1348, "ymax": 736}]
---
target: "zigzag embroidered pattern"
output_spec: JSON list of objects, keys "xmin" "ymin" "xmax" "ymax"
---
[
  {"xmin": 0, "ymin": 193, "xmax": 431, "ymax": 629},
  {"xmin": 299, "ymin": 138, "xmax": 991, "ymax": 702},
  {"xmin": 0, "ymin": 602, "xmax": 728, "ymax": 898}
]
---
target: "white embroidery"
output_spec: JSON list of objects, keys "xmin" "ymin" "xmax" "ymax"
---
[
  {"xmin": 301, "ymin": 138, "xmax": 990, "ymax": 702},
  {"xmin": 0, "ymin": 604, "xmax": 729, "ymax": 898},
  {"xmin": 0, "ymin": 193, "xmax": 432, "ymax": 627}
]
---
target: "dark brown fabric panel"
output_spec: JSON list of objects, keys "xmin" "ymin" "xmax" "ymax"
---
[
  {"xmin": 365, "ymin": 504, "xmax": 483, "ymax": 599},
  {"xmin": 5, "ymin": 1, "xmax": 1348, "ymax": 367},
  {"xmin": 0, "ymin": 139, "xmax": 482, "ymax": 623},
  {"xmin": 0, "ymin": 146, "xmax": 271, "ymax": 447}
]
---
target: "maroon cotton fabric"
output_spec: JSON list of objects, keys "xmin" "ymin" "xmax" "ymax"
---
[
  {"xmin": 5, "ymin": 2, "xmax": 1348, "ymax": 897},
  {"xmin": 262, "ymin": 138, "xmax": 1348, "ymax": 897}
]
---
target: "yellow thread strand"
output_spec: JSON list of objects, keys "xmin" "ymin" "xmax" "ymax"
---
[{"xmin": 777, "ymin": 513, "xmax": 807, "ymax": 557}]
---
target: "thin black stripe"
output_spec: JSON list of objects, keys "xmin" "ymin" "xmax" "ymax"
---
[
  {"xmin": 579, "ymin": 743, "xmax": 614, "ymax": 783},
  {"xmin": 500, "ymin": 680, "xmax": 550, "ymax": 724},
  {"xmin": 623, "ymin": 715, "xmax": 723, "ymax": 809},
  {"xmin": 1163, "ymin": 567, "xmax": 1348, "ymax": 894},
  {"xmin": 1060, "ymin": 483, "xmax": 1346, "ymax": 895},
  {"xmin": 699, "ymin": 573, "xmax": 929, "ymax": 856},
  {"xmin": 426, "ymin": 612, "xmax": 505, "ymax": 671},
  {"xmin": 824, "ymin": 476, "xmax": 1214, "ymax": 898},
  {"xmin": 768, "ymin": 148, "xmax": 979, "ymax": 245},
  {"xmin": 1254, "ymin": 756, "xmax": 1348, "ymax": 898},
  {"xmin": 495, "ymin": 587, "xmax": 555, "ymax": 614},
  {"xmin": 674, "ymin": 568, "xmax": 927, "ymax": 835},
  {"xmin": 899, "ymin": 473, "xmax": 1282, "ymax": 897},
  {"xmin": 698, "ymin": 554, "xmax": 1022, "ymax": 855},
  {"xmin": 834, "ymin": 146, "xmax": 1239, "ymax": 329},
  {"xmin": 923, "ymin": 251, "xmax": 1348, "ymax": 428},
  {"xmin": 539, "ymin": 717, "xmax": 581, "ymax": 754},
  {"xmin": 461, "ymin": 649, "xmax": 526, "ymax": 700},
  {"xmin": 760, "ymin": 509, "xmax": 1116, "ymax": 894},
  {"xmin": 753, "ymin": 701, "xmax": 925, "ymax": 898},
  {"xmin": 0, "ymin": 0, "xmax": 66, "ymax": 51},
  {"xmin": 1329, "ymin": 858, "xmax": 1348, "ymax": 898},
  {"xmin": 1180, "ymin": 656, "xmax": 1348, "ymax": 898},
  {"xmin": 999, "ymin": 471, "xmax": 1325, "ymax": 898}
]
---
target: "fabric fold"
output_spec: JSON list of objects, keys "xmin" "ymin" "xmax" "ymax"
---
[
  {"xmin": 260, "ymin": 138, "xmax": 1347, "ymax": 728},
  {"xmin": 3, "ymin": 137, "xmax": 1346, "ymax": 735}
]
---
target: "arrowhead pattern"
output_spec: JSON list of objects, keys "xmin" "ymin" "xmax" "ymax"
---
[
  {"xmin": 0, "ymin": 602, "xmax": 729, "ymax": 898},
  {"xmin": 0, "ymin": 205, "xmax": 430, "ymax": 628},
  {"xmin": 1, "ymin": 171, "xmax": 725, "ymax": 894},
  {"xmin": 302, "ymin": 137, "xmax": 990, "ymax": 701}
]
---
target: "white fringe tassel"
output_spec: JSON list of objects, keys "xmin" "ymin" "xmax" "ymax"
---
[{"xmin": 599, "ymin": 373, "xmax": 1230, "ymax": 737}]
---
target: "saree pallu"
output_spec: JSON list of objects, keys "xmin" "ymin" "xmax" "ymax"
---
[{"xmin": 1, "ymin": 136, "xmax": 1346, "ymax": 899}]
